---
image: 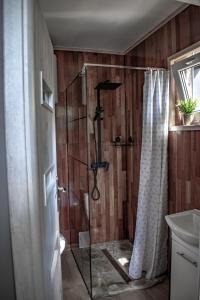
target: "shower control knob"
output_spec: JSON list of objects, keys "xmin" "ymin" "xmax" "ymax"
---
[
  {"xmin": 115, "ymin": 136, "xmax": 121, "ymax": 143},
  {"xmin": 128, "ymin": 136, "xmax": 134, "ymax": 144}
]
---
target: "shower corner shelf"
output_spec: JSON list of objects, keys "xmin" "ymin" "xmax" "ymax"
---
[{"xmin": 111, "ymin": 142, "xmax": 134, "ymax": 147}]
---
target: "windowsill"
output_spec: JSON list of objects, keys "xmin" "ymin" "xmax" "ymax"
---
[{"xmin": 169, "ymin": 125, "xmax": 200, "ymax": 131}]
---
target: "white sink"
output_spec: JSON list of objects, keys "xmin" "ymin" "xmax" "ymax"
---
[{"xmin": 165, "ymin": 209, "xmax": 200, "ymax": 247}]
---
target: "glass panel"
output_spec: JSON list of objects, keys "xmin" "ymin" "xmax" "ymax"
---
[
  {"xmin": 193, "ymin": 65, "xmax": 200, "ymax": 110},
  {"xmin": 67, "ymin": 73, "xmax": 91, "ymax": 295},
  {"xmin": 179, "ymin": 64, "xmax": 200, "ymax": 111},
  {"xmin": 172, "ymin": 51, "xmax": 200, "ymax": 108},
  {"xmin": 86, "ymin": 66, "xmax": 135, "ymax": 298},
  {"xmin": 179, "ymin": 67, "xmax": 193, "ymax": 98}
]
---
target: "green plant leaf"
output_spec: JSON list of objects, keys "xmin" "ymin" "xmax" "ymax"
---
[{"xmin": 176, "ymin": 98, "xmax": 199, "ymax": 114}]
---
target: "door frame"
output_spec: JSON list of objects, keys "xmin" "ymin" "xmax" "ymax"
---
[
  {"xmin": 0, "ymin": 0, "xmax": 15, "ymax": 298},
  {"xmin": 3, "ymin": 0, "xmax": 45, "ymax": 299}
]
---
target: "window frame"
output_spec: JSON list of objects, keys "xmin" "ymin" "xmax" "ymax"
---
[
  {"xmin": 168, "ymin": 42, "xmax": 200, "ymax": 131},
  {"xmin": 171, "ymin": 52, "xmax": 200, "ymax": 101}
]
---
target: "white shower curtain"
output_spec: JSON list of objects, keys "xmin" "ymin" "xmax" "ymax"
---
[{"xmin": 129, "ymin": 70, "xmax": 169, "ymax": 280}]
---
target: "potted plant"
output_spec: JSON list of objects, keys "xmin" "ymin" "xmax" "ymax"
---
[{"xmin": 176, "ymin": 98, "xmax": 198, "ymax": 125}]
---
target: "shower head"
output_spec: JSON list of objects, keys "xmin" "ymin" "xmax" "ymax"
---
[{"xmin": 95, "ymin": 80, "xmax": 122, "ymax": 90}]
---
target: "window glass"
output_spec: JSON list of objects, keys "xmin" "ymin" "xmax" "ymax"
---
[
  {"xmin": 193, "ymin": 65, "xmax": 200, "ymax": 101},
  {"xmin": 179, "ymin": 64, "xmax": 200, "ymax": 111},
  {"xmin": 180, "ymin": 68, "xmax": 192, "ymax": 98},
  {"xmin": 172, "ymin": 52, "xmax": 200, "ymax": 113}
]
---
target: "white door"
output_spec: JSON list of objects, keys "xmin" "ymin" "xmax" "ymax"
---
[
  {"xmin": 3, "ymin": 1, "xmax": 62, "ymax": 299},
  {"xmin": 36, "ymin": 66, "xmax": 62, "ymax": 300},
  {"xmin": 35, "ymin": 7, "xmax": 62, "ymax": 299}
]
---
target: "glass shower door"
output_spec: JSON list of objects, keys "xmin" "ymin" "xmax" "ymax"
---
[
  {"xmin": 86, "ymin": 65, "xmax": 135, "ymax": 299},
  {"xmin": 67, "ymin": 73, "xmax": 91, "ymax": 294}
]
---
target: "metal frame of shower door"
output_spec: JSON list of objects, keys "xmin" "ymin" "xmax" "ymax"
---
[
  {"xmin": 198, "ymin": 231, "xmax": 200, "ymax": 300},
  {"xmin": 84, "ymin": 67, "xmax": 93, "ymax": 299},
  {"xmin": 65, "ymin": 71, "xmax": 93, "ymax": 299}
]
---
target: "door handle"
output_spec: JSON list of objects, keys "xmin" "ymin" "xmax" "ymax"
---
[
  {"xmin": 56, "ymin": 177, "xmax": 67, "ymax": 212},
  {"xmin": 56, "ymin": 176, "xmax": 66, "ymax": 193},
  {"xmin": 176, "ymin": 252, "xmax": 198, "ymax": 268},
  {"xmin": 56, "ymin": 187, "xmax": 66, "ymax": 213},
  {"xmin": 57, "ymin": 186, "xmax": 66, "ymax": 193}
]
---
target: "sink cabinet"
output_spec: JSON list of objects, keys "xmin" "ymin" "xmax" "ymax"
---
[{"xmin": 170, "ymin": 234, "xmax": 199, "ymax": 300}]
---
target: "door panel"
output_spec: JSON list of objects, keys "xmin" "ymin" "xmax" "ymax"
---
[{"xmin": 35, "ymin": 6, "xmax": 62, "ymax": 300}]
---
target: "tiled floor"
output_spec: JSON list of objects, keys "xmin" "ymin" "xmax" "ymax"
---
[{"xmin": 62, "ymin": 250, "xmax": 169, "ymax": 300}]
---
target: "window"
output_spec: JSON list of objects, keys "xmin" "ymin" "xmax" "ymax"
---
[{"xmin": 172, "ymin": 52, "xmax": 200, "ymax": 112}]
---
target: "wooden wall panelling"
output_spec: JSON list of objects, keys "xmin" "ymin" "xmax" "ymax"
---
[
  {"xmin": 169, "ymin": 131, "xmax": 200, "ymax": 213},
  {"xmin": 55, "ymin": 51, "xmax": 125, "ymax": 90},
  {"xmin": 79, "ymin": 117, "xmax": 88, "ymax": 164},
  {"xmin": 54, "ymin": 5, "xmax": 200, "ymax": 249},
  {"xmin": 55, "ymin": 49, "xmax": 140, "ymax": 244},
  {"xmin": 55, "ymin": 51, "xmax": 125, "ymax": 244},
  {"xmin": 126, "ymin": 5, "xmax": 200, "ymax": 216},
  {"xmin": 55, "ymin": 5, "xmax": 200, "ymax": 246},
  {"xmin": 87, "ymin": 66, "xmax": 132, "ymax": 244},
  {"xmin": 67, "ymin": 76, "xmax": 89, "ymax": 247},
  {"xmin": 68, "ymin": 144, "xmax": 89, "ymax": 245},
  {"xmin": 124, "ymin": 67, "xmax": 144, "ymax": 241}
]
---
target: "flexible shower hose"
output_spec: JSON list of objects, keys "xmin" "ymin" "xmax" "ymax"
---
[
  {"xmin": 91, "ymin": 120, "xmax": 101, "ymax": 201},
  {"xmin": 91, "ymin": 168, "xmax": 100, "ymax": 200}
]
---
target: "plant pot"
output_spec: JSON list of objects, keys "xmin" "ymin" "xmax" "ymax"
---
[{"xmin": 182, "ymin": 113, "xmax": 194, "ymax": 126}]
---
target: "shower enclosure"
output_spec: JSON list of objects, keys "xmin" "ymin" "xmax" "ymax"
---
[{"xmin": 66, "ymin": 64, "xmax": 141, "ymax": 298}]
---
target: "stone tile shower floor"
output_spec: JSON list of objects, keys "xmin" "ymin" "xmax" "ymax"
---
[
  {"xmin": 91, "ymin": 240, "xmax": 166, "ymax": 298},
  {"xmin": 91, "ymin": 240, "xmax": 132, "ymax": 297},
  {"xmin": 92, "ymin": 240, "xmax": 132, "ymax": 277},
  {"xmin": 62, "ymin": 249, "xmax": 169, "ymax": 300}
]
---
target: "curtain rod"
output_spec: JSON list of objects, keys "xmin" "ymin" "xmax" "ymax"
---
[{"xmin": 82, "ymin": 63, "xmax": 166, "ymax": 74}]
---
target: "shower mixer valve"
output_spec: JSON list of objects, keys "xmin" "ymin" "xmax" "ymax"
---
[
  {"xmin": 91, "ymin": 161, "xmax": 109, "ymax": 171},
  {"xmin": 94, "ymin": 106, "xmax": 104, "ymax": 121}
]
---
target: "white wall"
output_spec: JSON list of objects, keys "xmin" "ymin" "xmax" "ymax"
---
[{"xmin": 2, "ymin": 0, "xmax": 46, "ymax": 299}]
